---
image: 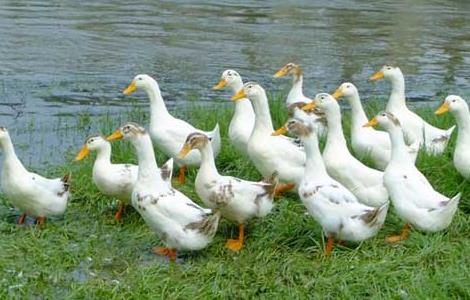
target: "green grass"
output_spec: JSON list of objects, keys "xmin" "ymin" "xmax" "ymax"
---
[{"xmin": 1, "ymin": 95, "xmax": 470, "ymax": 299}]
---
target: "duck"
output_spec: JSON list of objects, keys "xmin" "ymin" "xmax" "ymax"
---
[
  {"xmin": 370, "ymin": 65, "xmax": 455, "ymax": 155},
  {"xmin": 75, "ymin": 135, "xmax": 173, "ymax": 221},
  {"xmin": 273, "ymin": 63, "xmax": 327, "ymax": 138},
  {"xmin": 365, "ymin": 112, "xmax": 460, "ymax": 242},
  {"xmin": 232, "ymin": 82, "xmax": 306, "ymax": 193},
  {"xmin": 212, "ymin": 69, "xmax": 255, "ymax": 155},
  {"xmin": 178, "ymin": 132, "xmax": 278, "ymax": 251},
  {"xmin": 435, "ymin": 95, "xmax": 470, "ymax": 179},
  {"xmin": 0, "ymin": 126, "xmax": 70, "ymax": 225},
  {"xmin": 275, "ymin": 114, "xmax": 388, "ymax": 256},
  {"xmin": 302, "ymin": 93, "xmax": 389, "ymax": 207},
  {"xmin": 107, "ymin": 122, "xmax": 220, "ymax": 261},
  {"xmin": 332, "ymin": 82, "xmax": 418, "ymax": 170},
  {"xmin": 122, "ymin": 74, "xmax": 221, "ymax": 183}
]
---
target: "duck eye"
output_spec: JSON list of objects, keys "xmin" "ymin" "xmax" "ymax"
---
[
  {"xmin": 346, "ymin": 85, "xmax": 350, "ymax": 88},
  {"xmin": 138, "ymin": 77, "xmax": 142, "ymax": 81},
  {"xmin": 381, "ymin": 113, "xmax": 386, "ymax": 116},
  {"xmin": 452, "ymin": 100, "xmax": 456, "ymax": 103}
]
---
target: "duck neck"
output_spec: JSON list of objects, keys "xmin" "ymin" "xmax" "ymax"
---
[
  {"xmin": 454, "ymin": 108, "xmax": 470, "ymax": 144},
  {"xmin": 197, "ymin": 143, "xmax": 219, "ymax": 180},
  {"xmin": 325, "ymin": 108, "xmax": 348, "ymax": 149},
  {"xmin": 144, "ymin": 81, "xmax": 171, "ymax": 123},
  {"xmin": 386, "ymin": 74, "xmax": 407, "ymax": 111},
  {"xmin": 346, "ymin": 92, "xmax": 369, "ymax": 131},
  {"xmin": 251, "ymin": 92, "xmax": 274, "ymax": 133},
  {"xmin": 388, "ymin": 126, "xmax": 412, "ymax": 165},
  {"xmin": 288, "ymin": 72, "xmax": 304, "ymax": 99},
  {"xmin": 131, "ymin": 134, "xmax": 161, "ymax": 183},
  {"xmin": 94, "ymin": 143, "xmax": 112, "ymax": 165},
  {"xmin": 0, "ymin": 135, "xmax": 25, "ymax": 173},
  {"xmin": 302, "ymin": 132, "xmax": 328, "ymax": 179}
]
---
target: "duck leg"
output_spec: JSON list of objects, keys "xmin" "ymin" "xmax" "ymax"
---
[
  {"xmin": 274, "ymin": 183, "xmax": 295, "ymax": 196},
  {"xmin": 36, "ymin": 216, "xmax": 47, "ymax": 226},
  {"xmin": 225, "ymin": 224, "xmax": 245, "ymax": 251},
  {"xmin": 325, "ymin": 235, "xmax": 335, "ymax": 256},
  {"xmin": 114, "ymin": 201, "xmax": 126, "ymax": 221},
  {"xmin": 152, "ymin": 247, "xmax": 177, "ymax": 262},
  {"xmin": 17, "ymin": 213, "xmax": 27, "ymax": 225},
  {"xmin": 177, "ymin": 166, "xmax": 187, "ymax": 184},
  {"xmin": 385, "ymin": 223, "xmax": 411, "ymax": 243}
]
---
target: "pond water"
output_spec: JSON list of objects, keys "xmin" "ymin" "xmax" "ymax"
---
[{"xmin": 0, "ymin": 0, "xmax": 469, "ymax": 167}]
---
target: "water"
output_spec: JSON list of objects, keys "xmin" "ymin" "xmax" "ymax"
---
[{"xmin": 0, "ymin": 0, "xmax": 469, "ymax": 167}]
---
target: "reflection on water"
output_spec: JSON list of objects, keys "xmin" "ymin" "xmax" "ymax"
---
[{"xmin": 0, "ymin": 0, "xmax": 469, "ymax": 166}]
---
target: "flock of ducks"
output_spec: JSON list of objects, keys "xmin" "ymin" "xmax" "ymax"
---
[{"xmin": 0, "ymin": 63, "xmax": 468, "ymax": 261}]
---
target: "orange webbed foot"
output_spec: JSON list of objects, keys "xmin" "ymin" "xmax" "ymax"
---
[
  {"xmin": 274, "ymin": 183, "xmax": 295, "ymax": 197},
  {"xmin": 225, "ymin": 239, "xmax": 244, "ymax": 251},
  {"xmin": 17, "ymin": 213, "xmax": 27, "ymax": 225},
  {"xmin": 385, "ymin": 223, "xmax": 411, "ymax": 244},
  {"xmin": 36, "ymin": 216, "xmax": 47, "ymax": 226},
  {"xmin": 152, "ymin": 247, "xmax": 177, "ymax": 262}
]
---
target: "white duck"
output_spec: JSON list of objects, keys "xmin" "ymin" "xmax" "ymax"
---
[
  {"xmin": 435, "ymin": 95, "xmax": 470, "ymax": 179},
  {"xmin": 107, "ymin": 122, "xmax": 220, "ymax": 261},
  {"xmin": 277, "ymin": 115, "xmax": 388, "ymax": 256},
  {"xmin": 273, "ymin": 63, "xmax": 327, "ymax": 138},
  {"xmin": 122, "ymin": 74, "xmax": 221, "ymax": 183},
  {"xmin": 370, "ymin": 65, "xmax": 455, "ymax": 155},
  {"xmin": 212, "ymin": 69, "xmax": 255, "ymax": 155},
  {"xmin": 232, "ymin": 82, "xmax": 306, "ymax": 193},
  {"xmin": 365, "ymin": 112, "xmax": 460, "ymax": 242},
  {"xmin": 75, "ymin": 135, "xmax": 173, "ymax": 221},
  {"xmin": 332, "ymin": 82, "xmax": 418, "ymax": 170},
  {"xmin": 302, "ymin": 93, "xmax": 389, "ymax": 207},
  {"xmin": 178, "ymin": 132, "xmax": 278, "ymax": 251},
  {"xmin": 0, "ymin": 127, "xmax": 70, "ymax": 225}
]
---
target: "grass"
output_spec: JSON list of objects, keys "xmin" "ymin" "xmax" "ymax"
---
[{"xmin": 1, "ymin": 94, "xmax": 470, "ymax": 299}]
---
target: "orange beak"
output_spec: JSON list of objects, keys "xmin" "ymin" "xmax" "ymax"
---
[
  {"xmin": 231, "ymin": 89, "xmax": 247, "ymax": 101},
  {"xmin": 106, "ymin": 130, "xmax": 124, "ymax": 141},
  {"xmin": 363, "ymin": 117, "xmax": 378, "ymax": 127},
  {"xmin": 369, "ymin": 70, "xmax": 384, "ymax": 81},
  {"xmin": 435, "ymin": 101, "xmax": 449, "ymax": 115},
  {"xmin": 123, "ymin": 80, "xmax": 137, "ymax": 95},
  {"xmin": 272, "ymin": 126, "xmax": 288, "ymax": 136},
  {"xmin": 177, "ymin": 143, "xmax": 192, "ymax": 159},
  {"xmin": 302, "ymin": 101, "xmax": 317, "ymax": 111},
  {"xmin": 273, "ymin": 66, "xmax": 289, "ymax": 78},
  {"xmin": 212, "ymin": 79, "xmax": 227, "ymax": 90},
  {"xmin": 332, "ymin": 88, "xmax": 343, "ymax": 99},
  {"xmin": 75, "ymin": 145, "xmax": 90, "ymax": 161}
]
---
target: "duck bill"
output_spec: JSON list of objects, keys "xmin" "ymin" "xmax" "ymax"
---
[
  {"xmin": 75, "ymin": 145, "xmax": 90, "ymax": 161},
  {"xmin": 106, "ymin": 130, "xmax": 124, "ymax": 141},
  {"xmin": 212, "ymin": 79, "xmax": 227, "ymax": 90},
  {"xmin": 273, "ymin": 67, "xmax": 288, "ymax": 78},
  {"xmin": 332, "ymin": 88, "xmax": 343, "ymax": 100},
  {"xmin": 177, "ymin": 143, "xmax": 192, "ymax": 159},
  {"xmin": 369, "ymin": 70, "xmax": 384, "ymax": 81},
  {"xmin": 231, "ymin": 89, "xmax": 247, "ymax": 101},
  {"xmin": 302, "ymin": 101, "xmax": 317, "ymax": 111},
  {"xmin": 435, "ymin": 102, "xmax": 449, "ymax": 115},
  {"xmin": 363, "ymin": 117, "xmax": 378, "ymax": 127},
  {"xmin": 272, "ymin": 126, "xmax": 288, "ymax": 136},
  {"xmin": 123, "ymin": 81, "xmax": 137, "ymax": 95}
]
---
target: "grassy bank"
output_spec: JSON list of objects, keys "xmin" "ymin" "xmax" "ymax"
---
[{"xmin": 1, "ymin": 94, "xmax": 470, "ymax": 299}]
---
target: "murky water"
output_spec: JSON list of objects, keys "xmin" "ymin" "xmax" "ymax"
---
[{"xmin": 0, "ymin": 0, "xmax": 469, "ymax": 166}]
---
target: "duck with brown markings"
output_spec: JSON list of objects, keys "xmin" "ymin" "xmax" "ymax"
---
[
  {"xmin": 274, "ymin": 114, "xmax": 388, "ymax": 256},
  {"xmin": 107, "ymin": 122, "xmax": 221, "ymax": 262},
  {"xmin": 178, "ymin": 132, "xmax": 278, "ymax": 251},
  {"xmin": 365, "ymin": 112, "xmax": 460, "ymax": 243},
  {"xmin": 75, "ymin": 135, "xmax": 173, "ymax": 221}
]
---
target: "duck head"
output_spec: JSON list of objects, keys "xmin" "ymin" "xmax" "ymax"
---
[
  {"xmin": 122, "ymin": 74, "xmax": 157, "ymax": 95},
  {"xmin": 107, "ymin": 122, "xmax": 147, "ymax": 142},
  {"xmin": 273, "ymin": 63, "xmax": 302, "ymax": 79},
  {"xmin": 75, "ymin": 135, "xmax": 109, "ymax": 160},
  {"xmin": 435, "ymin": 95, "xmax": 468, "ymax": 116},
  {"xmin": 370, "ymin": 65, "xmax": 403, "ymax": 82},
  {"xmin": 273, "ymin": 116, "xmax": 314, "ymax": 138},
  {"xmin": 0, "ymin": 127, "xmax": 10, "ymax": 144},
  {"xmin": 332, "ymin": 82, "xmax": 358, "ymax": 99},
  {"xmin": 178, "ymin": 132, "xmax": 211, "ymax": 158},
  {"xmin": 232, "ymin": 82, "xmax": 264, "ymax": 101},
  {"xmin": 301, "ymin": 93, "xmax": 337, "ymax": 115},
  {"xmin": 364, "ymin": 111, "xmax": 401, "ymax": 131},
  {"xmin": 212, "ymin": 69, "xmax": 243, "ymax": 92}
]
